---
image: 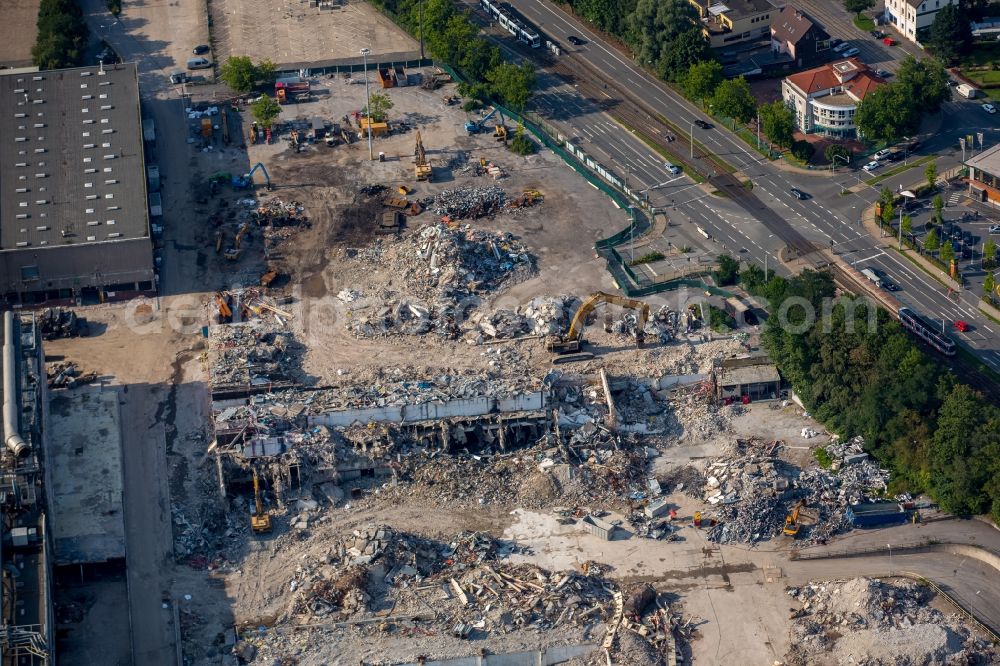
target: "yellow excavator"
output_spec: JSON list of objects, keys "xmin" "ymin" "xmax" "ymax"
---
[
  {"xmin": 547, "ymin": 291, "xmax": 649, "ymax": 359},
  {"xmin": 414, "ymin": 131, "xmax": 433, "ymax": 182},
  {"xmin": 783, "ymin": 499, "xmax": 805, "ymax": 537},
  {"xmin": 224, "ymin": 223, "xmax": 249, "ymax": 261},
  {"xmin": 250, "ymin": 468, "xmax": 272, "ymax": 534}
]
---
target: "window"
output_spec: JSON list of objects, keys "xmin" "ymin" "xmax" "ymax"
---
[{"xmin": 20, "ymin": 266, "xmax": 39, "ymax": 281}]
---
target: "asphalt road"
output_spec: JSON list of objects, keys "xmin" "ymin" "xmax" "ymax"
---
[{"xmin": 472, "ymin": 0, "xmax": 1000, "ymax": 375}]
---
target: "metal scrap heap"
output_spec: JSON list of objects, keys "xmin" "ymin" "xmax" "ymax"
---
[{"xmin": 431, "ymin": 185, "xmax": 507, "ymax": 219}]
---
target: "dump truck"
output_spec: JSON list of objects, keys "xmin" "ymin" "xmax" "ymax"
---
[
  {"xmin": 275, "ymin": 77, "xmax": 311, "ymax": 104},
  {"xmin": 846, "ymin": 502, "xmax": 912, "ymax": 528}
]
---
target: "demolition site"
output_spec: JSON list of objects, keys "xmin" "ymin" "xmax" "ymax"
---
[{"xmin": 19, "ymin": 27, "xmax": 1000, "ymax": 666}]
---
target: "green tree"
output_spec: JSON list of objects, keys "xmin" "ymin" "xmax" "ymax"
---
[
  {"xmin": 896, "ymin": 56, "xmax": 950, "ymax": 113},
  {"xmin": 32, "ymin": 0, "xmax": 88, "ymax": 70},
  {"xmin": 929, "ymin": 4, "xmax": 972, "ymax": 65},
  {"xmin": 825, "ymin": 144, "xmax": 851, "ymax": 165},
  {"xmin": 220, "ymin": 56, "xmax": 257, "ymax": 92},
  {"xmin": 855, "ymin": 84, "xmax": 918, "ymax": 144},
  {"xmin": 932, "ymin": 194, "xmax": 944, "ymax": 222},
  {"xmin": 486, "ymin": 62, "xmax": 536, "ymax": 111},
  {"xmin": 901, "ymin": 214, "xmax": 912, "ymax": 237},
  {"xmin": 684, "ymin": 60, "xmax": 723, "ymax": 105},
  {"xmin": 509, "ymin": 123, "xmax": 537, "ymax": 155},
  {"xmin": 878, "ymin": 186, "xmax": 894, "ymax": 209},
  {"xmin": 940, "ymin": 239, "xmax": 955, "ymax": 263},
  {"xmin": 844, "ymin": 0, "xmax": 874, "ymax": 13},
  {"xmin": 715, "ymin": 253, "xmax": 740, "ymax": 286},
  {"xmin": 628, "ymin": 0, "xmax": 699, "ymax": 67},
  {"xmin": 257, "ymin": 59, "xmax": 277, "ymax": 86},
  {"xmin": 656, "ymin": 29, "xmax": 714, "ymax": 82},
  {"xmin": 712, "ymin": 76, "xmax": 756, "ymax": 124},
  {"xmin": 925, "ymin": 227, "xmax": 941, "ymax": 252},
  {"xmin": 984, "ymin": 272, "xmax": 996, "ymax": 297},
  {"xmin": 925, "ymin": 162, "xmax": 938, "ymax": 190},
  {"xmin": 984, "ymin": 239, "xmax": 997, "ymax": 269},
  {"xmin": 759, "ymin": 100, "xmax": 795, "ymax": 148},
  {"xmin": 880, "ymin": 199, "xmax": 894, "ymax": 225},
  {"xmin": 365, "ymin": 92, "xmax": 394, "ymax": 122},
  {"xmin": 250, "ymin": 93, "xmax": 282, "ymax": 129}
]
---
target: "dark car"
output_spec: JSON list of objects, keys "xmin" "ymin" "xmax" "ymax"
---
[
  {"xmin": 694, "ymin": 119, "xmax": 712, "ymax": 129},
  {"xmin": 568, "ymin": 35, "xmax": 584, "ymax": 45},
  {"xmin": 906, "ymin": 140, "xmax": 921, "ymax": 152},
  {"xmin": 885, "ymin": 150, "xmax": 903, "ymax": 162},
  {"xmin": 952, "ymin": 227, "xmax": 964, "ymax": 240},
  {"xmin": 790, "ymin": 188, "xmax": 809, "ymax": 199},
  {"xmin": 192, "ymin": 44, "xmax": 210, "ymax": 55},
  {"xmin": 962, "ymin": 246, "xmax": 973, "ymax": 259},
  {"xmin": 952, "ymin": 240, "xmax": 963, "ymax": 253},
  {"xmin": 870, "ymin": 30, "xmax": 886, "ymax": 39},
  {"xmin": 963, "ymin": 230, "xmax": 974, "ymax": 244},
  {"xmin": 830, "ymin": 38, "xmax": 844, "ymax": 47}
]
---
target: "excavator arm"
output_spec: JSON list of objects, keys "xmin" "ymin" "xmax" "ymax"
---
[{"xmin": 548, "ymin": 291, "xmax": 650, "ymax": 355}]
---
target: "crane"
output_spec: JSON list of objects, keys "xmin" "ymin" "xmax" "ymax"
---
[
  {"xmin": 233, "ymin": 162, "xmax": 272, "ymax": 190},
  {"xmin": 465, "ymin": 106, "xmax": 498, "ymax": 134},
  {"xmin": 414, "ymin": 131, "xmax": 432, "ymax": 181},
  {"xmin": 783, "ymin": 499, "xmax": 806, "ymax": 537},
  {"xmin": 547, "ymin": 291, "xmax": 650, "ymax": 356},
  {"xmin": 250, "ymin": 468, "xmax": 272, "ymax": 534}
]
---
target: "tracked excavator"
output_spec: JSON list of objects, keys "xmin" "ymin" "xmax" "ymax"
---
[
  {"xmin": 547, "ymin": 291, "xmax": 649, "ymax": 362},
  {"xmin": 783, "ymin": 499, "xmax": 806, "ymax": 537},
  {"xmin": 414, "ymin": 131, "xmax": 432, "ymax": 182}
]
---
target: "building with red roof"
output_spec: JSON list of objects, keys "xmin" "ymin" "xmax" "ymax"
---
[{"xmin": 781, "ymin": 58, "xmax": 885, "ymax": 138}]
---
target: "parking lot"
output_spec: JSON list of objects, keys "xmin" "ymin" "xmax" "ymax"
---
[{"xmin": 209, "ymin": 0, "xmax": 419, "ymax": 67}]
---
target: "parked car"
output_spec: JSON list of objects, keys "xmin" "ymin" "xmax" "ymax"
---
[
  {"xmin": 863, "ymin": 160, "xmax": 881, "ymax": 172},
  {"xmin": 947, "ymin": 78, "xmax": 958, "ymax": 87},
  {"xmin": 187, "ymin": 57, "xmax": 212, "ymax": 69},
  {"xmin": 169, "ymin": 70, "xmax": 189, "ymax": 84},
  {"xmin": 952, "ymin": 240, "xmax": 963, "ymax": 253},
  {"xmin": 962, "ymin": 246, "xmax": 973, "ymax": 259},
  {"xmin": 833, "ymin": 41, "xmax": 850, "ymax": 52},
  {"xmin": 694, "ymin": 119, "xmax": 712, "ymax": 129},
  {"xmin": 983, "ymin": 103, "xmax": 997, "ymax": 114},
  {"xmin": 906, "ymin": 140, "xmax": 921, "ymax": 152},
  {"xmin": 875, "ymin": 69, "xmax": 891, "ymax": 78},
  {"xmin": 192, "ymin": 44, "xmax": 210, "ymax": 55},
  {"xmin": 989, "ymin": 224, "xmax": 1000, "ymax": 234},
  {"xmin": 963, "ymin": 230, "xmax": 973, "ymax": 244},
  {"xmin": 790, "ymin": 187, "xmax": 809, "ymax": 200},
  {"xmin": 882, "ymin": 37, "xmax": 896, "ymax": 46},
  {"xmin": 568, "ymin": 35, "xmax": 584, "ymax": 45},
  {"xmin": 842, "ymin": 47, "xmax": 861, "ymax": 57},
  {"xmin": 870, "ymin": 30, "xmax": 886, "ymax": 39},
  {"xmin": 831, "ymin": 37, "xmax": 844, "ymax": 47},
  {"xmin": 873, "ymin": 149, "xmax": 892, "ymax": 161},
  {"xmin": 885, "ymin": 150, "xmax": 903, "ymax": 162}
]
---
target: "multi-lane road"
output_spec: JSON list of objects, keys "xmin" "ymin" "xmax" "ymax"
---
[{"xmin": 465, "ymin": 0, "xmax": 1000, "ymax": 376}]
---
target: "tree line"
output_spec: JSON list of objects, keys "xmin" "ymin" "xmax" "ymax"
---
[
  {"xmin": 32, "ymin": 0, "xmax": 89, "ymax": 70},
  {"xmin": 368, "ymin": 0, "xmax": 535, "ymax": 110},
  {"xmin": 736, "ymin": 265, "xmax": 1000, "ymax": 520}
]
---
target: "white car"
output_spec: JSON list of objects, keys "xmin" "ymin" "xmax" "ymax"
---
[
  {"xmin": 873, "ymin": 149, "xmax": 892, "ymax": 161},
  {"xmin": 983, "ymin": 103, "xmax": 997, "ymax": 114},
  {"xmin": 663, "ymin": 161, "xmax": 681, "ymax": 175},
  {"xmin": 990, "ymin": 224, "xmax": 1000, "ymax": 234},
  {"xmin": 863, "ymin": 160, "xmax": 881, "ymax": 172},
  {"xmin": 833, "ymin": 41, "xmax": 850, "ymax": 52}
]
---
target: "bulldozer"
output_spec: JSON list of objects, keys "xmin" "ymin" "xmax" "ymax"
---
[
  {"xmin": 783, "ymin": 499, "xmax": 806, "ymax": 537},
  {"xmin": 250, "ymin": 468, "xmax": 272, "ymax": 534},
  {"xmin": 414, "ymin": 131, "xmax": 433, "ymax": 182},
  {"xmin": 547, "ymin": 291, "xmax": 649, "ymax": 360}
]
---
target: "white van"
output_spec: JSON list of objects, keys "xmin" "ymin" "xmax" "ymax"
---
[{"xmin": 187, "ymin": 57, "xmax": 212, "ymax": 70}]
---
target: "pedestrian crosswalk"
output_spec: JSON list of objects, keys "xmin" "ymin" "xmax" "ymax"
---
[{"xmin": 948, "ymin": 190, "xmax": 964, "ymax": 206}]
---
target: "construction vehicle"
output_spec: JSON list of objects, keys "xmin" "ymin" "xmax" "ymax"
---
[
  {"xmin": 465, "ymin": 106, "xmax": 498, "ymax": 134},
  {"xmin": 289, "ymin": 128, "xmax": 302, "ymax": 151},
  {"xmin": 275, "ymin": 77, "xmax": 311, "ymax": 104},
  {"xmin": 414, "ymin": 131, "xmax": 433, "ymax": 181},
  {"xmin": 214, "ymin": 230, "xmax": 223, "ymax": 254},
  {"xmin": 233, "ymin": 162, "xmax": 272, "ymax": 190},
  {"xmin": 260, "ymin": 270, "xmax": 279, "ymax": 287},
  {"xmin": 398, "ymin": 185, "xmax": 413, "ymax": 195},
  {"xmin": 250, "ymin": 468, "xmax": 272, "ymax": 534},
  {"xmin": 249, "ymin": 122, "xmax": 259, "ymax": 144},
  {"xmin": 493, "ymin": 110, "xmax": 508, "ymax": 143},
  {"xmin": 201, "ymin": 116, "xmax": 213, "ymax": 139},
  {"xmin": 224, "ymin": 223, "xmax": 249, "ymax": 261},
  {"xmin": 547, "ymin": 291, "xmax": 650, "ymax": 357},
  {"xmin": 783, "ymin": 500, "xmax": 806, "ymax": 537}
]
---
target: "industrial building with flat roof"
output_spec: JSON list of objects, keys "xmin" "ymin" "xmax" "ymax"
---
[{"xmin": 0, "ymin": 63, "xmax": 154, "ymax": 306}]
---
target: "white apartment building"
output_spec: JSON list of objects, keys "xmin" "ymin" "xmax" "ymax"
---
[
  {"xmin": 883, "ymin": 0, "xmax": 958, "ymax": 43},
  {"xmin": 781, "ymin": 59, "xmax": 884, "ymax": 138}
]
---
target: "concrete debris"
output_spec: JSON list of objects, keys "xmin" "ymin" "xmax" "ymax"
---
[
  {"xmin": 431, "ymin": 186, "xmax": 507, "ymax": 219},
  {"xmin": 209, "ymin": 321, "xmax": 302, "ymax": 390},
  {"xmin": 39, "ymin": 307, "xmax": 88, "ymax": 340},
  {"xmin": 783, "ymin": 578, "xmax": 997, "ymax": 666},
  {"xmin": 346, "ymin": 224, "xmax": 535, "ymax": 339},
  {"xmin": 46, "ymin": 361, "xmax": 98, "ymax": 390},
  {"xmin": 702, "ymin": 435, "xmax": 891, "ymax": 545}
]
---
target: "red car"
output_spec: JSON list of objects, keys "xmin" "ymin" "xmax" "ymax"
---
[
  {"xmin": 883, "ymin": 37, "xmax": 896, "ymax": 46},
  {"xmin": 954, "ymin": 320, "xmax": 969, "ymax": 332}
]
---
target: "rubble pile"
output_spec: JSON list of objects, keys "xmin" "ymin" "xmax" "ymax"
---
[
  {"xmin": 784, "ymin": 578, "xmax": 997, "ymax": 666},
  {"xmin": 46, "ymin": 361, "xmax": 97, "ymax": 390},
  {"xmin": 252, "ymin": 197, "xmax": 308, "ymax": 228},
  {"xmin": 431, "ymin": 185, "xmax": 507, "ymax": 219},
  {"xmin": 465, "ymin": 295, "xmax": 576, "ymax": 342},
  {"xmin": 39, "ymin": 307, "xmax": 87, "ymax": 340},
  {"xmin": 346, "ymin": 224, "xmax": 535, "ymax": 339},
  {"xmin": 701, "ymin": 434, "xmax": 896, "ymax": 545},
  {"xmin": 610, "ymin": 306, "xmax": 679, "ymax": 345},
  {"xmin": 208, "ymin": 322, "xmax": 301, "ymax": 388}
]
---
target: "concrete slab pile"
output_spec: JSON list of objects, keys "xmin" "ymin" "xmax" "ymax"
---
[{"xmin": 783, "ymin": 578, "xmax": 997, "ymax": 665}]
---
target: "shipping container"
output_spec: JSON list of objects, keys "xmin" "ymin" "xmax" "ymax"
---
[{"xmin": 846, "ymin": 502, "xmax": 909, "ymax": 528}]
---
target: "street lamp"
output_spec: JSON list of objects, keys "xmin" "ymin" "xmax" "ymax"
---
[
  {"xmin": 832, "ymin": 153, "xmax": 849, "ymax": 174},
  {"xmin": 887, "ymin": 543, "xmax": 892, "ymax": 576},
  {"xmin": 360, "ymin": 47, "xmax": 373, "ymax": 161}
]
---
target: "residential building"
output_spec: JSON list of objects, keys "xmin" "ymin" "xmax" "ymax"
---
[
  {"xmin": 883, "ymin": 0, "xmax": 959, "ymax": 43},
  {"xmin": 771, "ymin": 5, "xmax": 831, "ymax": 68},
  {"xmin": 965, "ymin": 143, "xmax": 1000, "ymax": 206},
  {"xmin": 781, "ymin": 58, "xmax": 884, "ymax": 138},
  {"xmin": 688, "ymin": 0, "xmax": 781, "ymax": 49},
  {"xmin": 0, "ymin": 63, "xmax": 155, "ymax": 306}
]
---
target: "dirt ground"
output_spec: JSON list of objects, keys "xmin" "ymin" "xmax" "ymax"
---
[
  {"xmin": 0, "ymin": 0, "xmax": 39, "ymax": 67},
  {"xmin": 209, "ymin": 0, "xmax": 419, "ymax": 66}
]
